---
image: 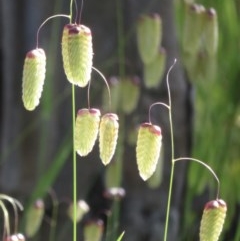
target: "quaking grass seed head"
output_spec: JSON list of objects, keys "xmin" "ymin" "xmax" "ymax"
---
[
  {"xmin": 74, "ymin": 108, "xmax": 101, "ymax": 157},
  {"xmin": 136, "ymin": 122, "xmax": 162, "ymax": 181},
  {"xmin": 62, "ymin": 24, "xmax": 93, "ymax": 87},
  {"xmin": 137, "ymin": 13, "xmax": 162, "ymax": 64},
  {"xmin": 25, "ymin": 199, "xmax": 45, "ymax": 238},
  {"xmin": 22, "ymin": 48, "xmax": 46, "ymax": 111},
  {"xmin": 99, "ymin": 113, "xmax": 119, "ymax": 165},
  {"xmin": 199, "ymin": 199, "xmax": 227, "ymax": 241}
]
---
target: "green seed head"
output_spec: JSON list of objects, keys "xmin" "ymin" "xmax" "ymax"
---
[
  {"xmin": 136, "ymin": 122, "xmax": 162, "ymax": 181},
  {"xmin": 99, "ymin": 113, "xmax": 119, "ymax": 165},
  {"xmin": 25, "ymin": 199, "xmax": 45, "ymax": 238},
  {"xmin": 67, "ymin": 200, "xmax": 90, "ymax": 223},
  {"xmin": 83, "ymin": 220, "xmax": 104, "ymax": 241},
  {"xmin": 182, "ymin": 3, "xmax": 206, "ymax": 55},
  {"xmin": 62, "ymin": 24, "xmax": 93, "ymax": 87},
  {"xmin": 75, "ymin": 108, "xmax": 101, "ymax": 156},
  {"xmin": 120, "ymin": 76, "xmax": 140, "ymax": 114},
  {"xmin": 202, "ymin": 8, "xmax": 218, "ymax": 56},
  {"xmin": 200, "ymin": 199, "xmax": 227, "ymax": 241},
  {"xmin": 22, "ymin": 48, "xmax": 46, "ymax": 111},
  {"xmin": 137, "ymin": 13, "xmax": 162, "ymax": 64},
  {"xmin": 144, "ymin": 47, "xmax": 166, "ymax": 89}
]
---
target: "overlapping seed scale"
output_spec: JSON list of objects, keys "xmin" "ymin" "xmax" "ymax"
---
[
  {"xmin": 136, "ymin": 123, "xmax": 162, "ymax": 181},
  {"xmin": 99, "ymin": 113, "xmax": 119, "ymax": 165},
  {"xmin": 22, "ymin": 48, "xmax": 46, "ymax": 111},
  {"xmin": 67, "ymin": 25, "xmax": 93, "ymax": 87},
  {"xmin": 137, "ymin": 13, "xmax": 162, "ymax": 64},
  {"xmin": 200, "ymin": 199, "xmax": 227, "ymax": 241},
  {"xmin": 75, "ymin": 108, "xmax": 101, "ymax": 156}
]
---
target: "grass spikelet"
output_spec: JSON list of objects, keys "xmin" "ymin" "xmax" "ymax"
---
[
  {"xmin": 137, "ymin": 13, "xmax": 162, "ymax": 64},
  {"xmin": 144, "ymin": 47, "xmax": 166, "ymax": 89},
  {"xmin": 182, "ymin": 3, "xmax": 205, "ymax": 55},
  {"xmin": 67, "ymin": 200, "xmax": 90, "ymax": 223},
  {"xmin": 120, "ymin": 76, "xmax": 140, "ymax": 114},
  {"xmin": 22, "ymin": 48, "xmax": 46, "ymax": 111},
  {"xmin": 202, "ymin": 8, "xmax": 218, "ymax": 56},
  {"xmin": 200, "ymin": 199, "xmax": 227, "ymax": 241},
  {"xmin": 62, "ymin": 24, "xmax": 93, "ymax": 87},
  {"xmin": 25, "ymin": 199, "xmax": 45, "ymax": 238},
  {"xmin": 136, "ymin": 122, "xmax": 162, "ymax": 181},
  {"xmin": 99, "ymin": 113, "xmax": 119, "ymax": 165},
  {"xmin": 74, "ymin": 108, "xmax": 101, "ymax": 156}
]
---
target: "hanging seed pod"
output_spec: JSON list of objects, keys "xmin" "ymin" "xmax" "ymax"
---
[
  {"xmin": 102, "ymin": 76, "xmax": 121, "ymax": 112},
  {"xmin": 25, "ymin": 199, "xmax": 45, "ymax": 238},
  {"xmin": 120, "ymin": 76, "xmax": 140, "ymax": 114},
  {"xmin": 99, "ymin": 113, "xmax": 119, "ymax": 165},
  {"xmin": 202, "ymin": 8, "xmax": 218, "ymax": 56},
  {"xmin": 137, "ymin": 13, "xmax": 162, "ymax": 64},
  {"xmin": 22, "ymin": 48, "xmax": 46, "ymax": 111},
  {"xmin": 136, "ymin": 122, "xmax": 162, "ymax": 181},
  {"xmin": 75, "ymin": 108, "xmax": 101, "ymax": 156},
  {"xmin": 144, "ymin": 47, "xmax": 166, "ymax": 89},
  {"xmin": 67, "ymin": 200, "xmax": 90, "ymax": 223},
  {"xmin": 199, "ymin": 199, "xmax": 227, "ymax": 241},
  {"xmin": 182, "ymin": 3, "xmax": 205, "ymax": 55},
  {"xmin": 62, "ymin": 24, "xmax": 93, "ymax": 87},
  {"xmin": 83, "ymin": 220, "xmax": 104, "ymax": 241}
]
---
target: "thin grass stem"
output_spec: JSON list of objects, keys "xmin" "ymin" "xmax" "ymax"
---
[{"xmin": 163, "ymin": 59, "xmax": 177, "ymax": 241}]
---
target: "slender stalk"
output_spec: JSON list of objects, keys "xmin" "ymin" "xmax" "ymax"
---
[
  {"xmin": 174, "ymin": 157, "xmax": 220, "ymax": 199},
  {"xmin": 72, "ymin": 84, "xmax": 77, "ymax": 241},
  {"xmin": 163, "ymin": 59, "xmax": 176, "ymax": 241}
]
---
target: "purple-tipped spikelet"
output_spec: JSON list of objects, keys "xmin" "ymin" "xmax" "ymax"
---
[
  {"xmin": 67, "ymin": 200, "xmax": 90, "ymax": 223},
  {"xmin": 182, "ymin": 3, "xmax": 205, "ymax": 55},
  {"xmin": 25, "ymin": 199, "xmax": 45, "ymax": 238},
  {"xmin": 200, "ymin": 199, "xmax": 227, "ymax": 241},
  {"xmin": 120, "ymin": 76, "xmax": 140, "ymax": 114},
  {"xmin": 61, "ymin": 24, "xmax": 93, "ymax": 87},
  {"xmin": 144, "ymin": 47, "xmax": 166, "ymax": 89},
  {"xmin": 74, "ymin": 108, "xmax": 101, "ymax": 156},
  {"xmin": 136, "ymin": 122, "xmax": 162, "ymax": 181},
  {"xmin": 22, "ymin": 48, "xmax": 46, "ymax": 111},
  {"xmin": 99, "ymin": 113, "xmax": 119, "ymax": 165},
  {"xmin": 83, "ymin": 220, "xmax": 104, "ymax": 241},
  {"xmin": 202, "ymin": 8, "xmax": 218, "ymax": 56},
  {"xmin": 137, "ymin": 13, "xmax": 162, "ymax": 64}
]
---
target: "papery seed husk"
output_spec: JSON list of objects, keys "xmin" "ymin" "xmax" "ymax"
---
[
  {"xmin": 67, "ymin": 200, "xmax": 90, "ymax": 223},
  {"xmin": 144, "ymin": 48, "xmax": 166, "ymax": 89},
  {"xmin": 66, "ymin": 25, "xmax": 93, "ymax": 87},
  {"xmin": 22, "ymin": 48, "xmax": 46, "ymax": 111},
  {"xmin": 136, "ymin": 122, "xmax": 162, "ymax": 181},
  {"xmin": 25, "ymin": 199, "xmax": 45, "ymax": 238},
  {"xmin": 199, "ymin": 199, "xmax": 227, "ymax": 241},
  {"xmin": 120, "ymin": 76, "xmax": 140, "ymax": 114},
  {"xmin": 182, "ymin": 3, "xmax": 206, "ymax": 55},
  {"xmin": 83, "ymin": 220, "xmax": 104, "ymax": 241},
  {"xmin": 202, "ymin": 8, "xmax": 218, "ymax": 56},
  {"xmin": 137, "ymin": 13, "xmax": 162, "ymax": 64},
  {"xmin": 75, "ymin": 108, "xmax": 101, "ymax": 156},
  {"xmin": 99, "ymin": 113, "xmax": 119, "ymax": 165}
]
